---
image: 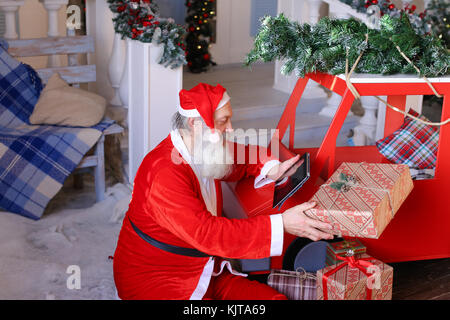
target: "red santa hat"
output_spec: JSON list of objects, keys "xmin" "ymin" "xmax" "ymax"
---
[{"xmin": 178, "ymin": 83, "xmax": 230, "ymax": 130}]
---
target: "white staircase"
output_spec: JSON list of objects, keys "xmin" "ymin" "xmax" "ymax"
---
[{"xmin": 183, "ymin": 62, "xmax": 360, "ymax": 148}]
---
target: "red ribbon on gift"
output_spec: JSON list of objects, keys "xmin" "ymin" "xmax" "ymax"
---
[{"xmin": 322, "ymin": 254, "xmax": 375, "ymax": 300}]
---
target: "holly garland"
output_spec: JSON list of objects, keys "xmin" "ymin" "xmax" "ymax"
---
[
  {"xmin": 245, "ymin": 13, "xmax": 449, "ymax": 78},
  {"xmin": 108, "ymin": 0, "xmax": 187, "ymax": 69},
  {"xmin": 338, "ymin": 0, "xmax": 430, "ymax": 35},
  {"xmin": 185, "ymin": 0, "xmax": 217, "ymax": 73}
]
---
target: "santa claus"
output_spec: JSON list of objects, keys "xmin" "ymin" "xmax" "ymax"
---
[{"xmin": 113, "ymin": 83, "xmax": 334, "ymax": 300}]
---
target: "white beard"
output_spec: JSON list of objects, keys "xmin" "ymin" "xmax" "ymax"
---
[{"xmin": 191, "ymin": 126, "xmax": 234, "ymax": 180}]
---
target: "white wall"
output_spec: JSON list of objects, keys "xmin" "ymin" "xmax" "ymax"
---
[
  {"xmin": 85, "ymin": 0, "xmax": 115, "ymax": 100},
  {"xmin": 17, "ymin": 0, "xmax": 68, "ymax": 69},
  {"xmin": 210, "ymin": 0, "xmax": 254, "ymax": 65}
]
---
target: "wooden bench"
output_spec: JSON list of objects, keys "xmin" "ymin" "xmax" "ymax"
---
[{"xmin": 7, "ymin": 35, "xmax": 124, "ymax": 202}]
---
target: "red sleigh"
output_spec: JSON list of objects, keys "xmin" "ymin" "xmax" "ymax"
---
[{"xmin": 227, "ymin": 72, "xmax": 450, "ymax": 268}]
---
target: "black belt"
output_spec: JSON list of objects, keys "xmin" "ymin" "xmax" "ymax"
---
[{"xmin": 128, "ymin": 217, "xmax": 211, "ymax": 258}]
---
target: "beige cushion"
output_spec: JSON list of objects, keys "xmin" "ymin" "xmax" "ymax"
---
[{"xmin": 29, "ymin": 73, "xmax": 106, "ymax": 127}]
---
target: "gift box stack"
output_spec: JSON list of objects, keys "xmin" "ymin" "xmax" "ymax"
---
[{"xmin": 268, "ymin": 162, "xmax": 413, "ymax": 300}]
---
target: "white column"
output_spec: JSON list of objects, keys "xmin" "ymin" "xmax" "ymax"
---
[
  {"xmin": 84, "ymin": 0, "xmax": 115, "ymax": 102},
  {"xmin": 318, "ymin": 2, "xmax": 351, "ymax": 117},
  {"xmin": 108, "ymin": 32, "xmax": 126, "ymax": 106},
  {"xmin": 352, "ymin": 96, "xmax": 378, "ymax": 146},
  {"xmin": 308, "ymin": 0, "xmax": 322, "ymax": 24},
  {"xmin": 0, "ymin": 0, "xmax": 24, "ymax": 40},
  {"xmin": 39, "ymin": 0, "xmax": 68, "ymax": 67},
  {"xmin": 127, "ymin": 40, "xmax": 183, "ymax": 182},
  {"xmin": 304, "ymin": 0, "xmax": 327, "ymax": 100},
  {"xmin": 319, "ymin": 91, "xmax": 354, "ymax": 117},
  {"xmin": 119, "ymin": 42, "xmax": 129, "ymax": 109}
]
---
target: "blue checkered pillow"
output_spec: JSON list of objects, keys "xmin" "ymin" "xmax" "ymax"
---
[{"xmin": 0, "ymin": 39, "xmax": 43, "ymax": 128}]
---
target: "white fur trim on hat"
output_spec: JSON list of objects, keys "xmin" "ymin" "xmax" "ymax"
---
[
  {"xmin": 178, "ymin": 107, "xmax": 201, "ymax": 118},
  {"xmin": 178, "ymin": 91, "xmax": 231, "ymax": 117},
  {"xmin": 217, "ymin": 91, "xmax": 230, "ymax": 110}
]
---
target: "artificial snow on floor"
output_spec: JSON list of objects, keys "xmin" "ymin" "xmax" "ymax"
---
[{"xmin": 0, "ymin": 175, "xmax": 131, "ymax": 300}]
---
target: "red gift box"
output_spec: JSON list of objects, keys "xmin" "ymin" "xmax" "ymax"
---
[
  {"xmin": 305, "ymin": 162, "xmax": 413, "ymax": 239},
  {"xmin": 317, "ymin": 253, "xmax": 393, "ymax": 300},
  {"xmin": 326, "ymin": 238, "xmax": 366, "ymax": 266}
]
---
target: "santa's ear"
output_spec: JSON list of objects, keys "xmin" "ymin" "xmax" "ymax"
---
[{"xmin": 187, "ymin": 117, "xmax": 196, "ymax": 130}]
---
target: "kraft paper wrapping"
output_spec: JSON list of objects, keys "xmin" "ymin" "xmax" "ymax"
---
[
  {"xmin": 316, "ymin": 253, "xmax": 394, "ymax": 300},
  {"xmin": 305, "ymin": 162, "xmax": 414, "ymax": 239}
]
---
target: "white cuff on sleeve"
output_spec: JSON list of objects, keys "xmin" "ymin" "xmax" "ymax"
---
[
  {"xmin": 254, "ymin": 160, "xmax": 281, "ymax": 189},
  {"xmin": 269, "ymin": 214, "xmax": 284, "ymax": 257}
]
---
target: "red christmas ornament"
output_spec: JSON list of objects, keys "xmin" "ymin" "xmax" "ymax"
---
[
  {"xmin": 203, "ymin": 54, "xmax": 210, "ymax": 60},
  {"xmin": 371, "ymin": 0, "xmax": 378, "ymax": 4},
  {"xmin": 143, "ymin": 21, "xmax": 152, "ymax": 27},
  {"xmin": 198, "ymin": 20, "xmax": 203, "ymax": 24},
  {"xmin": 188, "ymin": 61, "xmax": 193, "ymax": 66},
  {"xmin": 203, "ymin": 13, "xmax": 208, "ymax": 18},
  {"xmin": 388, "ymin": 4, "xmax": 395, "ymax": 10},
  {"xmin": 189, "ymin": 26, "xmax": 195, "ymax": 32}
]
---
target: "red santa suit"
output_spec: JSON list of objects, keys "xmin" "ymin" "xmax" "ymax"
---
[{"xmin": 113, "ymin": 83, "xmax": 286, "ymax": 300}]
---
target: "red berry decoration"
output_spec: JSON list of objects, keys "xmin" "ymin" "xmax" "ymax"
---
[{"xmin": 388, "ymin": 4, "xmax": 395, "ymax": 10}]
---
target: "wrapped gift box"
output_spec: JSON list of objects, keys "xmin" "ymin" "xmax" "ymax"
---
[
  {"xmin": 326, "ymin": 239, "xmax": 366, "ymax": 266},
  {"xmin": 317, "ymin": 253, "xmax": 394, "ymax": 300},
  {"xmin": 267, "ymin": 269, "xmax": 317, "ymax": 300},
  {"xmin": 305, "ymin": 162, "xmax": 414, "ymax": 239}
]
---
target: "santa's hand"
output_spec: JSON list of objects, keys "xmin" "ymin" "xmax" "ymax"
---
[
  {"xmin": 281, "ymin": 201, "xmax": 334, "ymax": 241},
  {"xmin": 267, "ymin": 154, "xmax": 302, "ymax": 182}
]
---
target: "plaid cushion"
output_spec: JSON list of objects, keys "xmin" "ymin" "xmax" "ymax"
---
[
  {"xmin": 0, "ymin": 39, "xmax": 115, "ymax": 220},
  {"xmin": 375, "ymin": 110, "xmax": 439, "ymax": 169},
  {"xmin": 0, "ymin": 39, "xmax": 43, "ymax": 128},
  {"xmin": 267, "ymin": 269, "xmax": 317, "ymax": 300}
]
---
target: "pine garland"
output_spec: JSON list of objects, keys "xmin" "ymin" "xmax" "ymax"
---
[
  {"xmin": 245, "ymin": 14, "xmax": 450, "ymax": 78},
  {"xmin": 108, "ymin": 0, "xmax": 187, "ymax": 69}
]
